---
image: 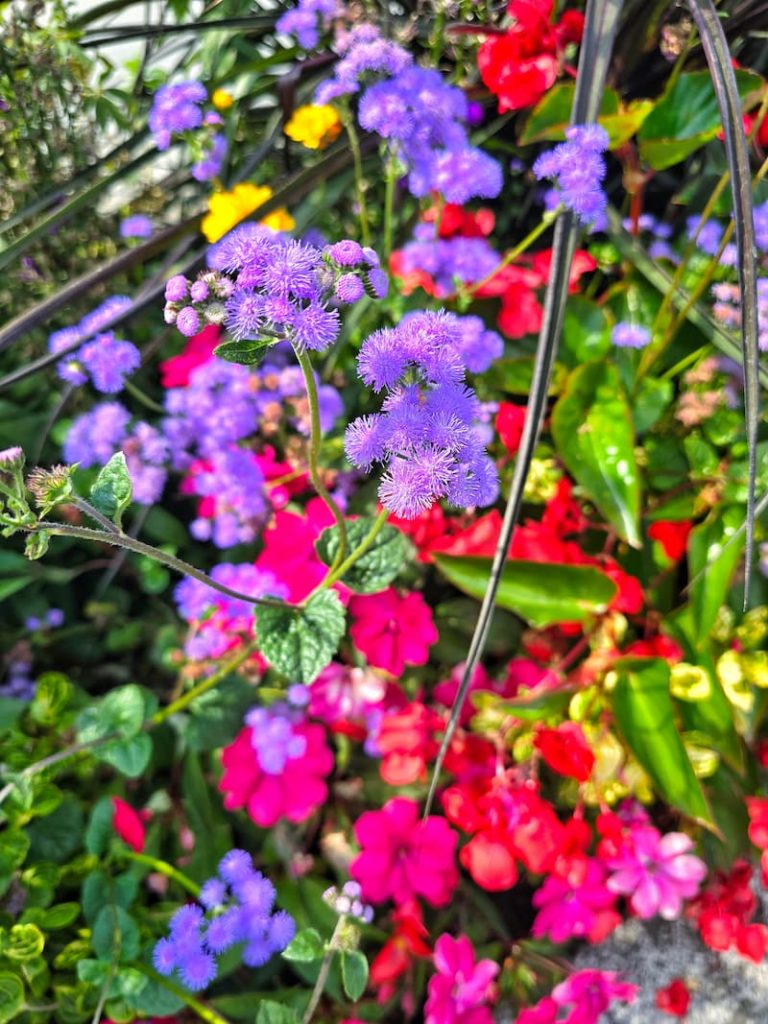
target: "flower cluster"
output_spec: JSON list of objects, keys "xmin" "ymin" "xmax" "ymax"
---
[
  {"xmin": 323, "ymin": 880, "xmax": 375, "ymax": 923},
  {"xmin": 165, "ymin": 229, "xmax": 385, "ymax": 352},
  {"xmin": 533, "ymin": 124, "xmax": 610, "ymax": 227},
  {"xmin": 153, "ymin": 849, "xmax": 295, "ymax": 990},
  {"xmin": 119, "ymin": 214, "xmax": 154, "ymax": 240},
  {"xmin": 148, "ymin": 79, "xmax": 227, "ymax": 181},
  {"xmin": 284, "ymin": 103, "xmax": 342, "ymax": 149},
  {"xmin": 517, "ymin": 969, "xmax": 638, "ymax": 1024},
  {"xmin": 685, "ymin": 859, "xmax": 768, "ymax": 962},
  {"xmin": 612, "ymin": 322, "xmax": 651, "ymax": 349},
  {"xmin": 317, "ymin": 25, "xmax": 503, "ymax": 203},
  {"xmin": 712, "ymin": 279, "xmax": 768, "ymax": 352},
  {"xmin": 276, "ymin": 0, "xmax": 337, "ymax": 49},
  {"xmin": 345, "ymin": 311, "xmax": 500, "ymax": 518},
  {"xmin": 425, "ymin": 933, "xmax": 499, "ymax": 1024},
  {"xmin": 393, "ymin": 222, "xmax": 500, "ymax": 299},
  {"xmin": 219, "ymin": 701, "xmax": 334, "ymax": 827},
  {"xmin": 48, "ymin": 295, "xmax": 139, "ymax": 394}
]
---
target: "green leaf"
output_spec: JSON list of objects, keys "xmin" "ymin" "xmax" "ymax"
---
[
  {"xmin": 633, "ymin": 377, "xmax": 672, "ymax": 433},
  {"xmin": 637, "ymin": 70, "xmax": 762, "ymax": 169},
  {"xmin": 256, "ymin": 591, "xmax": 346, "ymax": 684},
  {"xmin": 551, "ymin": 361, "xmax": 641, "ymax": 546},
  {"xmin": 688, "ymin": 509, "xmax": 742, "ymax": 638},
  {"xmin": 82, "ymin": 872, "xmax": 138, "ymax": 925},
  {"xmin": 126, "ymin": 976, "xmax": 184, "ymax": 1016},
  {"xmin": 471, "ymin": 687, "xmax": 573, "ymax": 721},
  {"xmin": 341, "ymin": 950, "xmax": 369, "ymax": 1001},
  {"xmin": 23, "ymin": 902, "xmax": 79, "ymax": 930},
  {"xmin": 86, "ymin": 797, "xmax": 116, "ymax": 856},
  {"xmin": 282, "ymin": 927, "xmax": 325, "ymax": 963},
  {"xmin": 0, "ymin": 974, "xmax": 23, "ymax": 1024},
  {"xmin": 90, "ymin": 452, "xmax": 133, "ymax": 526},
  {"xmin": 91, "ymin": 905, "xmax": 140, "ymax": 963},
  {"xmin": 5, "ymin": 923, "xmax": 44, "ymax": 961},
  {"xmin": 0, "ymin": 577, "xmax": 32, "ymax": 602},
  {"xmin": 255, "ymin": 1001, "xmax": 301, "ymax": 1024},
  {"xmin": 520, "ymin": 82, "xmax": 652, "ymax": 147},
  {"xmin": 612, "ymin": 658, "xmax": 714, "ymax": 826},
  {"xmin": 98, "ymin": 733, "xmax": 153, "ymax": 778},
  {"xmin": 77, "ymin": 959, "xmax": 110, "ymax": 986},
  {"xmin": 26, "ymin": 797, "xmax": 83, "ymax": 863},
  {"xmin": 485, "ymin": 356, "xmax": 567, "ymax": 395},
  {"xmin": 29, "ymin": 672, "xmax": 73, "ymax": 726},
  {"xmin": 315, "ymin": 519, "xmax": 405, "ymax": 593},
  {"xmin": 214, "ymin": 338, "xmax": 273, "ymax": 365},
  {"xmin": 0, "ymin": 698, "xmax": 24, "ymax": 731},
  {"xmin": 77, "ymin": 683, "xmax": 148, "ymax": 743},
  {"xmin": 562, "ymin": 296, "xmax": 612, "ymax": 364},
  {"xmin": 433, "ymin": 556, "xmax": 616, "ymax": 627}
]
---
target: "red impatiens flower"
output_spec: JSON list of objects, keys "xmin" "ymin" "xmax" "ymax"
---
[
  {"xmin": 496, "ymin": 402, "xmax": 527, "ymax": 456},
  {"xmin": 159, "ymin": 324, "xmax": 220, "ymax": 388},
  {"xmin": 423, "ymin": 201, "xmax": 496, "ymax": 239},
  {"xmin": 655, "ymin": 978, "xmax": 691, "ymax": 1018},
  {"xmin": 111, "ymin": 797, "xmax": 148, "ymax": 852},
  {"xmin": 535, "ymin": 722, "xmax": 595, "ymax": 782},
  {"xmin": 377, "ymin": 701, "xmax": 443, "ymax": 786},
  {"xmin": 370, "ymin": 899, "xmax": 431, "ymax": 999},
  {"xmin": 685, "ymin": 860, "xmax": 768, "ymax": 963},
  {"xmin": 349, "ymin": 588, "xmax": 438, "ymax": 676},
  {"xmin": 648, "ymin": 519, "xmax": 693, "ymax": 562}
]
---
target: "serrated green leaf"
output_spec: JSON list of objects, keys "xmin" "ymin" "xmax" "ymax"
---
[
  {"xmin": 82, "ymin": 872, "xmax": 138, "ymax": 925},
  {"xmin": 0, "ymin": 973, "xmax": 23, "ymax": 1024},
  {"xmin": 282, "ymin": 927, "xmax": 325, "ymax": 963},
  {"xmin": 256, "ymin": 591, "xmax": 345, "ymax": 684},
  {"xmin": 341, "ymin": 949, "xmax": 368, "ymax": 1001},
  {"xmin": 562, "ymin": 295, "xmax": 612, "ymax": 364},
  {"xmin": 433, "ymin": 556, "xmax": 616, "ymax": 627},
  {"xmin": 214, "ymin": 338, "xmax": 273, "ymax": 365},
  {"xmin": 315, "ymin": 519, "xmax": 405, "ymax": 593},
  {"xmin": 90, "ymin": 452, "xmax": 132, "ymax": 526},
  {"xmin": 98, "ymin": 734, "xmax": 152, "ymax": 778},
  {"xmin": 77, "ymin": 684, "xmax": 147, "ymax": 743},
  {"xmin": 551, "ymin": 361, "xmax": 641, "ymax": 546},
  {"xmin": 77, "ymin": 958, "xmax": 110, "ymax": 986},
  {"xmin": 612, "ymin": 658, "xmax": 714, "ymax": 826}
]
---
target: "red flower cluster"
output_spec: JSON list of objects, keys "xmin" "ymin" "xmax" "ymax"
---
[
  {"xmin": 685, "ymin": 860, "xmax": 768, "ymax": 962},
  {"xmin": 655, "ymin": 978, "xmax": 691, "ymax": 1018},
  {"xmin": 377, "ymin": 701, "xmax": 443, "ymax": 786},
  {"xmin": 477, "ymin": 0, "xmax": 584, "ymax": 112},
  {"xmin": 535, "ymin": 722, "xmax": 595, "ymax": 782}
]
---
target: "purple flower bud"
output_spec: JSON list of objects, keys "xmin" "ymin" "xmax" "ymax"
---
[
  {"xmin": 190, "ymin": 280, "xmax": 210, "ymax": 302},
  {"xmin": 165, "ymin": 275, "xmax": 190, "ymax": 303},
  {"xmin": 176, "ymin": 306, "xmax": 201, "ymax": 337}
]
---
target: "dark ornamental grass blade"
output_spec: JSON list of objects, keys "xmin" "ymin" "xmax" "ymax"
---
[
  {"xmin": 424, "ymin": 0, "xmax": 626, "ymax": 816},
  {"xmin": 685, "ymin": 0, "xmax": 760, "ymax": 606}
]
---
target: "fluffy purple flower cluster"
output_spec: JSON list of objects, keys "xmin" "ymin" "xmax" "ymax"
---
[
  {"xmin": 0, "ymin": 657, "xmax": 35, "ymax": 701},
  {"xmin": 167, "ymin": 228, "xmax": 385, "ymax": 353},
  {"xmin": 25, "ymin": 608, "xmax": 64, "ymax": 632},
  {"xmin": 712, "ymin": 278, "xmax": 768, "ymax": 351},
  {"xmin": 175, "ymin": 565, "xmax": 287, "ymax": 661},
  {"xmin": 246, "ymin": 699, "xmax": 308, "ymax": 774},
  {"xmin": 686, "ymin": 201, "xmax": 768, "ymax": 266},
  {"xmin": 153, "ymin": 850, "xmax": 296, "ymax": 991},
  {"xmin": 316, "ymin": 26, "xmax": 502, "ymax": 203},
  {"xmin": 148, "ymin": 79, "xmax": 227, "ymax": 181},
  {"xmin": 534, "ymin": 124, "xmax": 610, "ymax": 227},
  {"xmin": 622, "ymin": 213, "xmax": 677, "ymax": 262},
  {"xmin": 63, "ymin": 402, "xmax": 168, "ymax": 504},
  {"xmin": 399, "ymin": 223, "xmax": 500, "ymax": 298},
  {"xmin": 611, "ymin": 322, "xmax": 651, "ymax": 349},
  {"xmin": 345, "ymin": 311, "xmax": 500, "ymax": 518},
  {"xmin": 119, "ymin": 214, "xmax": 154, "ymax": 240},
  {"xmin": 48, "ymin": 296, "xmax": 140, "ymax": 394},
  {"xmin": 276, "ymin": 0, "xmax": 337, "ymax": 48}
]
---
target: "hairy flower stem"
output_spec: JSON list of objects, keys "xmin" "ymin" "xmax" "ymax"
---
[
  {"xmin": 459, "ymin": 207, "xmax": 562, "ymax": 302},
  {"xmin": 21, "ymin": 522, "xmax": 285, "ymax": 608},
  {"xmin": 71, "ymin": 495, "xmax": 121, "ymax": 534},
  {"xmin": 120, "ymin": 850, "xmax": 201, "ymax": 897},
  {"xmin": 136, "ymin": 965, "xmax": 231, "ymax": 1024},
  {"xmin": 295, "ymin": 347, "xmax": 348, "ymax": 572},
  {"xmin": 342, "ymin": 114, "xmax": 371, "ymax": 247},
  {"xmin": 301, "ymin": 916, "xmax": 347, "ymax": 1024}
]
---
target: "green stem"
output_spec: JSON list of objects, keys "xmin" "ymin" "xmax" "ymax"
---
[
  {"xmin": 123, "ymin": 377, "xmax": 166, "ymax": 414},
  {"xmin": 294, "ymin": 347, "xmax": 348, "ymax": 572},
  {"xmin": 318, "ymin": 507, "xmax": 389, "ymax": 593},
  {"xmin": 72, "ymin": 496, "xmax": 121, "ymax": 535},
  {"xmin": 135, "ymin": 965, "xmax": 231, "ymax": 1024},
  {"xmin": 301, "ymin": 916, "xmax": 346, "ymax": 1024},
  {"xmin": 460, "ymin": 209, "xmax": 561, "ymax": 302},
  {"xmin": 383, "ymin": 159, "xmax": 397, "ymax": 261},
  {"xmin": 22, "ymin": 522, "xmax": 284, "ymax": 608},
  {"xmin": 120, "ymin": 851, "xmax": 201, "ymax": 897},
  {"xmin": 151, "ymin": 643, "xmax": 257, "ymax": 725},
  {"xmin": 342, "ymin": 115, "xmax": 371, "ymax": 247}
]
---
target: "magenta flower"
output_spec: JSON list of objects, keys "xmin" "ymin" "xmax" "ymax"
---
[
  {"xmin": 552, "ymin": 969, "xmax": 638, "ymax": 1024},
  {"xmin": 605, "ymin": 824, "xmax": 707, "ymax": 919},
  {"xmin": 350, "ymin": 797, "xmax": 458, "ymax": 907},
  {"xmin": 532, "ymin": 857, "xmax": 619, "ymax": 944},
  {"xmin": 425, "ymin": 934, "xmax": 499, "ymax": 1024},
  {"xmin": 348, "ymin": 587, "xmax": 438, "ymax": 676}
]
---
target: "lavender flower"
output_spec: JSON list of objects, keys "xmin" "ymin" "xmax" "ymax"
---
[
  {"xmin": 149, "ymin": 80, "xmax": 207, "ymax": 150},
  {"xmin": 533, "ymin": 124, "xmax": 610, "ymax": 226},
  {"xmin": 48, "ymin": 296, "xmax": 137, "ymax": 393},
  {"xmin": 79, "ymin": 333, "xmax": 141, "ymax": 393},
  {"xmin": 192, "ymin": 132, "xmax": 228, "ymax": 182},
  {"xmin": 246, "ymin": 702, "xmax": 308, "ymax": 774},
  {"xmin": 153, "ymin": 851, "xmax": 295, "ymax": 992},
  {"xmin": 323, "ymin": 880, "xmax": 375, "ymax": 923},
  {"xmin": 276, "ymin": 0, "xmax": 337, "ymax": 49},
  {"xmin": 119, "ymin": 214, "xmax": 154, "ymax": 240},
  {"xmin": 63, "ymin": 403, "xmax": 131, "ymax": 466},
  {"xmin": 611, "ymin": 322, "xmax": 651, "ymax": 349}
]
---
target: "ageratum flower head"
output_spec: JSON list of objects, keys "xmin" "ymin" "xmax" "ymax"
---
[
  {"xmin": 152, "ymin": 850, "xmax": 296, "ymax": 990},
  {"xmin": 148, "ymin": 79, "xmax": 207, "ymax": 150},
  {"xmin": 48, "ymin": 296, "xmax": 139, "ymax": 394},
  {"xmin": 345, "ymin": 311, "xmax": 500, "ymax": 518},
  {"xmin": 533, "ymin": 123, "xmax": 610, "ymax": 227},
  {"xmin": 276, "ymin": 0, "xmax": 337, "ymax": 49}
]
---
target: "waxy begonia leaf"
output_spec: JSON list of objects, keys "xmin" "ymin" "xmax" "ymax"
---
[
  {"xmin": 256, "ymin": 591, "xmax": 345, "ymax": 684},
  {"xmin": 316, "ymin": 519, "xmax": 405, "ymax": 594},
  {"xmin": 612, "ymin": 658, "xmax": 714, "ymax": 827},
  {"xmin": 552, "ymin": 361, "xmax": 641, "ymax": 547},
  {"xmin": 433, "ymin": 556, "xmax": 616, "ymax": 627}
]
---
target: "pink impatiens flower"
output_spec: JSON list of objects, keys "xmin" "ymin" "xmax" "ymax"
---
[
  {"xmin": 605, "ymin": 824, "xmax": 707, "ymax": 919},
  {"xmin": 516, "ymin": 970, "xmax": 638, "ymax": 1024},
  {"xmin": 532, "ymin": 856, "xmax": 620, "ymax": 944},
  {"xmin": 425, "ymin": 933, "xmax": 499, "ymax": 1024},
  {"xmin": 219, "ymin": 718, "xmax": 334, "ymax": 828},
  {"xmin": 349, "ymin": 587, "xmax": 438, "ymax": 676},
  {"xmin": 350, "ymin": 797, "xmax": 459, "ymax": 907}
]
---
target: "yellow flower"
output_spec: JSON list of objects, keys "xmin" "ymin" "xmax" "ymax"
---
[
  {"xmin": 211, "ymin": 89, "xmax": 234, "ymax": 110},
  {"xmin": 284, "ymin": 104, "xmax": 342, "ymax": 150},
  {"xmin": 201, "ymin": 183, "xmax": 295, "ymax": 243}
]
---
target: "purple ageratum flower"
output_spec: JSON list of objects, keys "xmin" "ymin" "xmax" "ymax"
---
[
  {"xmin": 192, "ymin": 132, "xmax": 228, "ymax": 182},
  {"xmin": 605, "ymin": 824, "xmax": 707, "ymax": 919},
  {"xmin": 165, "ymin": 275, "xmax": 190, "ymax": 303},
  {"xmin": 80, "ymin": 296, "xmax": 133, "ymax": 337},
  {"xmin": 428, "ymin": 147, "xmax": 503, "ymax": 205},
  {"xmin": 276, "ymin": 0, "xmax": 337, "ymax": 49},
  {"xmin": 246, "ymin": 703, "xmax": 308, "ymax": 775},
  {"xmin": 149, "ymin": 80, "xmax": 207, "ymax": 149},
  {"xmin": 63, "ymin": 402, "xmax": 130, "ymax": 466},
  {"xmin": 176, "ymin": 306, "xmax": 201, "ymax": 337},
  {"xmin": 611, "ymin": 322, "xmax": 651, "ymax": 349},
  {"xmin": 325, "ymin": 239, "xmax": 365, "ymax": 267},
  {"xmin": 335, "ymin": 273, "xmax": 365, "ymax": 303},
  {"xmin": 291, "ymin": 302, "xmax": 340, "ymax": 351},
  {"xmin": 79, "ymin": 333, "xmax": 141, "ymax": 394},
  {"xmin": 533, "ymin": 123, "xmax": 610, "ymax": 226},
  {"xmin": 119, "ymin": 214, "xmax": 154, "ymax": 240}
]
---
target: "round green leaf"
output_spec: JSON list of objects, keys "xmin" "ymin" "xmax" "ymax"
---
[
  {"xmin": 282, "ymin": 927, "xmax": 325, "ymax": 963},
  {"xmin": 341, "ymin": 949, "xmax": 369, "ymax": 1001},
  {"xmin": 256, "ymin": 591, "xmax": 346, "ymax": 684}
]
